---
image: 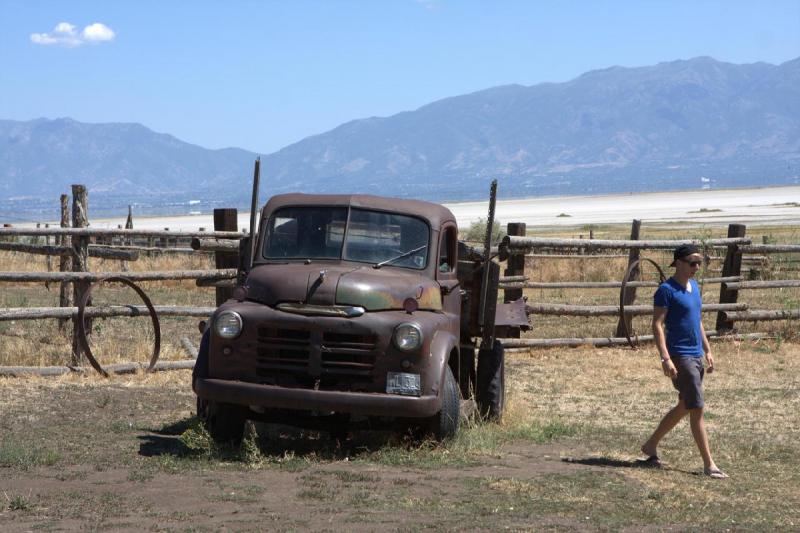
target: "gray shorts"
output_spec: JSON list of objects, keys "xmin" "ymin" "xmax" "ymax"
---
[{"xmin": 671, "ymin": 356, "xmax": 705, "ymax": 409}]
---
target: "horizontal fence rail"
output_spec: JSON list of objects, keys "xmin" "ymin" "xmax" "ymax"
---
[
  {"xmin": 0, "ymin": 269, "xmax": 238, "ymax": 283},
  {"xmin": 525, "ymin": 302, "xmax": 747, "ymax": 317},
  {"xmin": 500, "ymin": 276, "xmax": 742, "ymax": 290},
  {"xmin": 0, "ymin": 227, "xmax": 245, "ymax": 239},
  {"xmin": 0, "ymin": 306, "xmax": 215, "ymax": 321},
  {"xmin": 503, "ymin": 236, "xmax": 752, "ymax": 251}
]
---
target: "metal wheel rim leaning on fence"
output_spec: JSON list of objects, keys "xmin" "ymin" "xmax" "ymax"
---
[
  {"xmin": 77, "ymin": 276, "xmax": 161, "ymax": 377},
  {"xmin": 619, "ymin": 257, "xmax": 666, "ymax": 349}
]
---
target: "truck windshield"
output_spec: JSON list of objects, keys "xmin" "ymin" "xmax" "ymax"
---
[{"xmin": 262, "ymin": 206, "xmax": 429, "ymax": 269}]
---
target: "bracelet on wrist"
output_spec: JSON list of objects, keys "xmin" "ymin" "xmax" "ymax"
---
[{"xmin": 661, "ymin": 358, "xmax": 671, "ymax": 363}]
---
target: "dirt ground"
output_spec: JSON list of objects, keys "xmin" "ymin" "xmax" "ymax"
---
[{"xmin": 1, "ymin": 341, "xmax": 799, "ymax": 532}]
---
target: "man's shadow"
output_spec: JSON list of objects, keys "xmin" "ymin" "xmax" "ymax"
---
[{"xmin": 562, "ymin": 456, "xmax": 693, "ymax": 475}]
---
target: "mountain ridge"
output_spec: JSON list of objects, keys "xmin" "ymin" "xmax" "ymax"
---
[{"xmin": 1, "ymin": 56, "xmax": 798, "ymax": 219}]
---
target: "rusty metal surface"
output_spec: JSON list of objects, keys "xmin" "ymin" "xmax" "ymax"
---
[
  {"xmin": 77, "ymin": 276, "xmax": 161, "ymax": 377},
  {"xmin": 619, "ymin": 258, "xmax": 666, "ymax": 349},
  {"xmin": 494, "ymin": 298, "xmax": 531, "ymax": 329},
  {"xmin": 195, "ymin": 378, "xmax": 442, "ymax": 418},
  {"xmin": 246, "ymin": 263, "xmax": 443, "ymax": 311}
]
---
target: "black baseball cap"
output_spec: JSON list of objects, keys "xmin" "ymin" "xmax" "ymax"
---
[{"xmin": 670, "ymin": 244, "xmax": 700, "ymax": 267}]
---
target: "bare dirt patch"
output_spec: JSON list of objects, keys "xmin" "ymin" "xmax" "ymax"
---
[{"xmin": 1, "ymin": 341, "xmax": 798, "ymax": 531}]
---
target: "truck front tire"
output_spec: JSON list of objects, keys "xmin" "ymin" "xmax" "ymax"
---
[
  {"xmin": 205, "ymin": 401, "xmax": 247, "ymax": 445},
  {"xmin": 431, "ymin": 365, "xmax": 460, "ymax": 440}
]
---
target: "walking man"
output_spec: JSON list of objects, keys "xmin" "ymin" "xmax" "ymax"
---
[{"xmin": 641, "ymin": 244, "xmax": 728, "ymax": 478}]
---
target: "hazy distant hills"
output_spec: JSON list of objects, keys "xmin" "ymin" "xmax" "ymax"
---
[{"xmin": 1, "ymin": 56, "xmax": 798, "ymax": 219}]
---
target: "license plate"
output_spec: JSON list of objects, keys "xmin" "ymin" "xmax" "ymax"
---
[{"xmin": 386, "ymin": 372, "xmax": 421, "ymax": 396}]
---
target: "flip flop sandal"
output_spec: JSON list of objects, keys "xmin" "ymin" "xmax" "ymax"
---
[
  {"xmin": 637, "ymin": 455, "xmax": 663, "ymax": 468},
  {"xmin": 703, "ymin": 467, "xmax": 729, "ymax": 479}
]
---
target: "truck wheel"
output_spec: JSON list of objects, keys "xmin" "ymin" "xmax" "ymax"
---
[
  {"xmin": 476, "ymin": 340, "xmax": 505, "ymax": 421},
  {"xmin": 205, "ymin": 401, "xmax": 247, "ymax": 445},
  {"xmin": 431, "ymin": 365, "xmax": 460, "ymax": 440}
]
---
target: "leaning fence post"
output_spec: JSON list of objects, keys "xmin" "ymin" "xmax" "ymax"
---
[
  {"xmin": 214, "ymin": 208, "xmax": 239, "ymax": 305},
  {"xmin": 71, "ymin": 185, "xmax": 89, "ymax": 365},
  {"xmin": 616, "ymin": 219, "xmax": 641, "ymax": 338},
  {"xmin": 716, "ymin": 223, "xmax": 747, "ymax": 333},
  {"xmin": 58, "ymin": 194, "xmax": 72, "ymax": 332}
]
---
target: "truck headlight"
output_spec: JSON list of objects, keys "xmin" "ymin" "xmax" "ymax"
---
[
  {"xmin": 215, "ymin": 311, "xmax": 243, "ymax": 339},
  {"xmin": 393, "ymin": 323, "xmax": 422, "ymax": 352}
]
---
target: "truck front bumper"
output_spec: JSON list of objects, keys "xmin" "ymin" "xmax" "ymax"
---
[{"xmin": 195, "ymin": 378, "xmax": 442, "ymax": 418}]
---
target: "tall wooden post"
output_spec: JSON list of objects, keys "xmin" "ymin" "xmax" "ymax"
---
[
  {"xmin": 44, "ymin": 224, "xmax": 52, "ymax": 289},
  {"xmin": 58, "ymin": 194, "xmax": 72, "ymax": 331},
  {"xmin": 716, "ymin": 224, "xmax": 747, "ymax": 333},
  {"xmin": 498, "ymin": 222, "xmax": 526, "ymax": 339},
  {"xmin": 214, "ymin": 209, "xmax": 239, "ymax": 305},
  {"xmin": 616, "ymin": 219, "xmax": 641, "ymax": 338},
  {"xmin": 71, "ymin": 185, "xmax": 89, "ymax": 364}
]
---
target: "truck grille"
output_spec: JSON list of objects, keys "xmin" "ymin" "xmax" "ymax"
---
[{"xmin": 255, "ymin": 327, "xmax": 378, "ymax": 384}]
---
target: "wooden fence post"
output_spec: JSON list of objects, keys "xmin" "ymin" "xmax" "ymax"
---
[
  {"xmin": 71, "ymin": 185, "xmax": 89, "ymax": 365},
  {"xmin": 214, "ymin": 209, "xmax": 239, "ymax": 305},
  {"xmin": 615, "ymin": 219, "xmax": 641, "ymax": 337},
  {"xmin": 58, "ymin": 194, "xmax": 72, "ymax": 331},
  {"xmin": 498, "ymin": 222, "xmax": 526, "ymax": 339},
  {"xmin": 716, "ymin": 224, "xmax": 747, "ymax": 333}
]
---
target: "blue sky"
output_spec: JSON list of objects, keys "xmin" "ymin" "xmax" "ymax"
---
[{"xmin": 1, "ymin": 0, "xmax": 798, "ymax": 154}]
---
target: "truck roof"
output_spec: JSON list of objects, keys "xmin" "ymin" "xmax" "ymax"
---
[{"xmin": 261, "ymin": 193, "xmax": 458, "ymax": 229}]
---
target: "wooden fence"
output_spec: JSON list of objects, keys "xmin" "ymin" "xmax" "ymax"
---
[
  {"xmin": 2, "ymin": 187, "xmax": 799, "ymax": 371},
  {"xmin": 0, "ymin": 185, "xmax": 245, "ymax": 369},
  {"xmin": 496, "ymin": 220, "xmax": 800, "ymax": 350}
]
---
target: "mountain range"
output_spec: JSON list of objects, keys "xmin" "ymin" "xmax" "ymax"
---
[{"xmin": 1, "ymin": 56, "xmax": 798, "ymax": 220}]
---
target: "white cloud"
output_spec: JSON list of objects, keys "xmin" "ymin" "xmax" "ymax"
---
[
  {"xmin": 82, "ymin": 23, "xmax": 115, "ymax": 42},
  {"xmin": 30, "ymin": 22, "xmax": 115, "ymax": 47}
]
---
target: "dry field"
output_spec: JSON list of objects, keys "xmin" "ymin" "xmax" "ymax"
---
[{"xmin": 0, "ymin": 221, "xmax": 798, "ymax": 531}]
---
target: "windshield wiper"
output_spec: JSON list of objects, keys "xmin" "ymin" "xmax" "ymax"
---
[{"xmin": 373, "ymin": 244, "xmax": 428, "ymax": 269}]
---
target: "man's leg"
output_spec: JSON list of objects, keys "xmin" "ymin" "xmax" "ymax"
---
[
  {"xmin": 688, "ymin": 407, "xmax": 720, "ymax": 470},
  {"xmin": 641, "ymin": 398, "xmax": 687, "ymax": 457}
]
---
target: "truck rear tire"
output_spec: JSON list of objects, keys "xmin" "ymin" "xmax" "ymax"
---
[
  {"xmin": 476, "ymin": 340, "xmax": 505, "ymax": 421},
  {"xmin": 431, "ymin": 365, "xmax": 460, "ymax": 440}
]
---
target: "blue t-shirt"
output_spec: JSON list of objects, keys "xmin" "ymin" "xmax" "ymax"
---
[{"xmin": 653, "ymin": 278, "xmax": 704, "ymax": 357}]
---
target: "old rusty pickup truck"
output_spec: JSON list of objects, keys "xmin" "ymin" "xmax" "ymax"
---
[{"xmin": 193, "ymin": 180, "xmax": 528, "ymax": 443}]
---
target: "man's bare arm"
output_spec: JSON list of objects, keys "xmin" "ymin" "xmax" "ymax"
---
[{"xmin": 653, "ymin": 307, "xmax": 677, "ymax": 378}]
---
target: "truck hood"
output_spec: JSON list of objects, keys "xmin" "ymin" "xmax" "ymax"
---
[{"xmin": 245, "ymin": 263, "xmax": 442, "ymax": 311}]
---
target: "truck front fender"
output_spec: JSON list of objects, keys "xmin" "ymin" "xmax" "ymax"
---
[{"xmin": 428, "ymin": 330, "xmax": 459, "ymax": 398}]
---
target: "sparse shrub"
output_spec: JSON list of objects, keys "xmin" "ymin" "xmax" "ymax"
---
[{"xmin": 463, "ymin": 218, "xmax": 505, "ymax": 245}]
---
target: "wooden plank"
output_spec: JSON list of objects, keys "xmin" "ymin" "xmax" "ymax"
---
[
  {"xmin": 722, "ymin": 309, "xmax": 800, "ymax": 321},
  {"xmin": 0, "ymin": 269, "xmax": 237, "ymax": 283},
  {"xmin": 501, "ymin": 276, "xmax": 741, "ymax": 290},
  {"xmin": 497, "ymin": 331, "xmax": 769, "ymax": 348},
  {"xmin": 741, "ymin": 244, "xmax": 800, "ymax": 253},
  {"xmin": 191, "ymin": 237, "xmax": 240, "ymax": 252},
  {"xmin": 0, "ymin": 359, "xmax": 196, "ymax": 377},
  {"xmin": 525, "ymin": 302, "xmax": 746, "ymax": 317},
  {"xmin": 0, "ymin": 242, "xmax": 139, "ymax": 260},
  {"xmin": 0, "ymin": 227, "xmax": 244, "ymax": 239},
  {"xmin": 0, "ymin": 306, "xmax": 215, "ymax": 321},
  {"xmin": 724, "ymin": 280, "xmax": 800, "ymax": 290},
  {"xmin": 504, "ymin": 235, "xmax": 751, "ymax": 251}
]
